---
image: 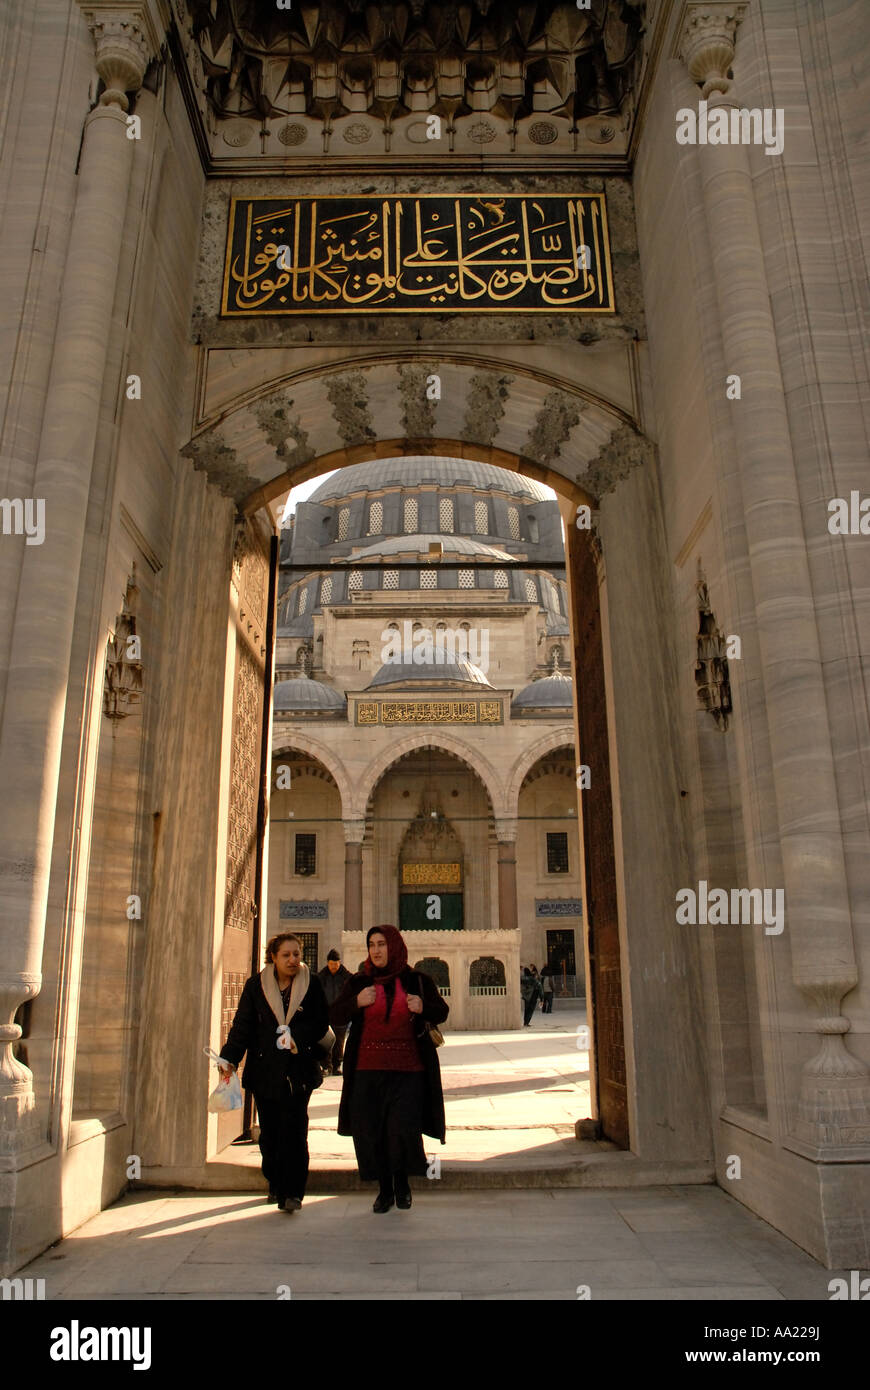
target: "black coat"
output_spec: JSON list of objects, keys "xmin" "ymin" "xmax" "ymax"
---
[
  {"xmin": 316, "ymin": 963, "xmax": 354, "ymax": 1016},
  {"xmin": 221, "ymin": 971, "xmax": 330, "ymax": 1101},
  {"xmin": 332, "ymin": 968, "xmax": 450, "ymax": 1142}
]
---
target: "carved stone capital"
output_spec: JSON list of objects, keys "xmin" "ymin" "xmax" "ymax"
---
[
  {"xmin": 677, "ymin": 3, "xmax": 748, "ymax": 97},
  {"xmin": 78, "ymin": 2, "xmax": 160, "ymax": 110},
  {"xmin": 342, "ymin": 820, "xmax": 366, "ymax": 847}
]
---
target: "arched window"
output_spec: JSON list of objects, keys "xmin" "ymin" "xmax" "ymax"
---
[
  {"xmin": 439, "ymin": 497, "xmax": 454, "ymax": 532},
  {"xmin": 494, "ymin": 568, "xmax": 508, "ymax": 590},
  {"xmin": 319, "ymin": 575, "xmax": 333, "ymax": 605},
  {"xmin": 474, "ymin": 500, "xmax": 488, "ymax": 534},
  {"xmin": 414, "ymin": 958, "xmax": 450, "ymax": 994},
  {"xmin": 524, "ymin": 576, "xmax": 537, "ymax": 604},
  {"xmin": 297, "ymin": 586, "xmax": 308, "ymax": 615},
  {"xmin": 404, "ymin": 497, "xmax": 418, "ymax": 533},
  {"xmin": 367, "ymin": 500, "xmax": 383, "ymax": 535},
  {"xmin": 527, "ymin": 514, "xmax": 540, "ymax": 544},
  {"xmin": 337, "ymin": 507, "xmax": 350, "ymax": 540},
  {"xmin": 348, "ymin": 569, "xmax": 363, "ymax": 592},
  {"xmin": 508, "ymin": 506, "xmax": 520, "ymax": 539}
]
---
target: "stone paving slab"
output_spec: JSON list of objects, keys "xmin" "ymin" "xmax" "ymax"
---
[{"xmin": 19, "ymin": 1186, "xmax": 845, "ymax": 1302}]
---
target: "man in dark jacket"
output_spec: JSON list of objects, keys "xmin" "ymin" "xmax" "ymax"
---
[{"xmin": 316, "ymin": 949, "xmax": 353, "ymax": 1074}]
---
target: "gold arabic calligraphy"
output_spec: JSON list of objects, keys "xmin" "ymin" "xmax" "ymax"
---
[{"xmin": 222, "ymin": 195, "xmax": 614, "ymax": 315}]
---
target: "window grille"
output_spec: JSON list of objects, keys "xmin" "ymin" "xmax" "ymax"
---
[
  {"xmin": 494, "ymin": 569, "xmax": 508, "ymax": 590},
  {"xmin": 420, "ymin": 570, "xmax": 437, "ymax": 589},
  {"xmin": 383, "ymin": 569, "xmax": 399, "ymax": 590},
  {"xmin": 458, "ymin": 568, "xmax": 475, "ymax": 589},
  {"xmin": 367, "ymin": 500, "xmax": 383, "ymax": 535},
  {"xmin": 508, "ymin": 506, "xmax": 520, "ymax": 539},
  {"xmin": 295, "ymin": 833, "xmax": 317, "ymax": 876},
  {"xmin": 337, "ymin": 507, "xmax": 350, "ymax": 540},
  {"xmin": 524, "ymin": 577, "xmax": 537, "ymax": 604},
  {"xmin": 297, "ymin": 586, "xmax": 308, "ymax": 615},
  {"xmin": 348, "ymin": 570, "xmax": 363, "ymax": 592},
  {"xmin": 546, "ymin": 832, "xmax": 569, "ymax": 874},
  {"xmin": 439, "ymin": 497, "xmax": 455, "ymax": 532},
  {"xmin": 474, "ymin": 500, "xmax": 488, "ymax": 534},
  {"xmin": 319, "ymin": 575, "xmax": 333, "ymax": 605},
  {"xmin": 404, "ymin": 497, "xmax": 418, "ymax": 533}
]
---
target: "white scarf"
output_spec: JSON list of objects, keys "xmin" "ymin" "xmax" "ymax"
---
[{"xmin": 261, "ymin": 963, "xmax": 309, "ymax": 1052}]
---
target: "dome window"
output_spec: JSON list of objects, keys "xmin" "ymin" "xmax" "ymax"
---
[
  {"xmin": 348, "ymin": 569, "xmax": 363, "ymax": 592},
  {"xmin": 367, "ymin": 500, "xmax": 383, "ymax": 535},
  {"xmin": 404, "ymin": 497, "xmax": 419, "ymax": 533},
  {"xmin": 337, "ymin": 507, "xmax": 350, "ymax": 540},
  {"xmin": 474, "ymin": 500, "xmax": 488, "ymax": 534},
  {"xmin": 383, "ymin": 569, "xmax": 400, "ymax": 590},
  {"xmin": 458, "ymin": 569, "xmax": 475, "ymax": 589},
  {"xmin": 508, "ymin": 506, "xmax": 520, "ymax": 539},
  {"xmin": 494, "ymin": 568, "xmax": 509, "ymax": 590},
  {"xmin": 439, "ymin": 497, "xmax": 455, "ymax": 532},
  {"xmin": 420, "ymin": 570, "xmax": 437, "ymax": 590},
  {"xmin": 524, "ymin": 577, "xmax": 538, "ymax": 604},
  {"xmin": 319, "ymin": 575, "xmax": 333, "ymax": 605},
  {"xmin": 297, "ymin": 586, "xmax": 308, "ymax": 615}
]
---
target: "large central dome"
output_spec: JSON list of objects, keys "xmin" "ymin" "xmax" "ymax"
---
[{"xmin": 307, "ymin": 457, "xmax": 554, "ymax": 504}]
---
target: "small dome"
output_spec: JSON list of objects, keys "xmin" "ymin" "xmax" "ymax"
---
[
  {"xmin": 367, "ymin": 659, "xmax": 493, "ymax": 690},
  {"xmin": 512, "ymin": 671, "xmax": 574, "ymax": 710},
  {"xmin": 274, "ymin": 676, "xmax": 346, "ymax": 712}
]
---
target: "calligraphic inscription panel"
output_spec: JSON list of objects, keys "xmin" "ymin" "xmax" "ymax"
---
[
  {"xmin": 402, "ymin": 863, "xmax": 462, "ymax": 886},
  {"xmin": 355, "ymin": 699, "xmax": 503, "ymax": 725},
  {"xmin": 222, "ymin": 195, "xmax": 614, "ymax": 315}
]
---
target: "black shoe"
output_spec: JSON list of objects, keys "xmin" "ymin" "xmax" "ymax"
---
[
  {"xmin": 276, "ymin": 1194, "xmax": 287, "ymax": 1211},
  {"xmin": 267, "ymin": 1188, "xmax": 278, "ymax": 1204},
  {"xmin": 395, "ymin": 1186, "xmax": 412, "ymax": 1210},
  {"xmin": 373, "ymin": 1191, "xmax": 394, "ymax": 1214},
  {"xmin": 283, "ymin": 1196, "xmax": 302, "ymax": 1213}
]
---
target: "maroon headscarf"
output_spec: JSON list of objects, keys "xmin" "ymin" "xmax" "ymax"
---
[{"xmin": 363, "ymin": 924, "xmax": 408, "ymax": 983}]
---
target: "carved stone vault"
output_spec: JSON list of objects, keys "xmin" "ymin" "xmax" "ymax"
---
[{"xmin": 177, "ymin": 0, "xmax": 647, "ymax": 169}]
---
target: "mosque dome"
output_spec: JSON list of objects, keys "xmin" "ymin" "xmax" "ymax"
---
[
  {"xmin": 367, "ymin": 659, "xmax": 493, "ymax": 691},
  {"xmin": 273, "ymin": 675, "xmax": 346, "ymax": 713},
  {"xmin": 349, "ymin": 534, "xmax": 514, "ymax": 562},
  {"xmin": 307, "ymin": 457, "xmax": 554, "ymax": 503},
  {"xmin": 511, "ymin": 670, "xmax": 574, "ymax": 712}
]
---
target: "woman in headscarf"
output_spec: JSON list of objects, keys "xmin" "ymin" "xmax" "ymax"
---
[
  {"xmin": 217, "ymin": 933, "xmax": 333, "ymax": 1213},
  {"xmin": 332, "ymin": 925, "xmax": 449, "ymax": 1213}
]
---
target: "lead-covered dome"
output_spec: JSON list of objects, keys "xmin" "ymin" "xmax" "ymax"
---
[
  {"xmin": 307, "ymin": 457, "xmax": 554, "ymax": 503},
  {"xmin": 274, "ymin": 675, "xmax": 346, "ymax": 714},
  {"xmin": 511, "ymin": 670, "xmax": 574, "ymax": 712}
]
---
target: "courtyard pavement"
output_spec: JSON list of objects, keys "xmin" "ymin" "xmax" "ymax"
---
[{"xmin": 18, "ymin": 1008, "xmax": 845, "ymax": 1300}]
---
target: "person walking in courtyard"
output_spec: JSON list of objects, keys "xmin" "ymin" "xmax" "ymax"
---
[
  {"xmin": 217, "ymin": 933, "xmax": 333, "ymax": 1213},
  {"xmin": 540, "ymin": 963, "xmax": 555, "ymax": 1014},
  {"xmin": 317, "ymin": 948, "xmax": 353, "ymax": 1074},
  {"xmin": 333, "ymin": 925, "xmax": 449, "ymax": 1213},
  {"xmin": 520, "ymin": 966, "xmax": 541, "ymax": 1026}
]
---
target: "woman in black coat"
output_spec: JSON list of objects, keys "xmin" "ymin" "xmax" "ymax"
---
[
  {"xmin": 218, "ymin": 932, "xmax": 333, "ymax": 1212},
  {"xmin": 332, "ymin": 924, "xmax": 449, "ymax": 1213}
]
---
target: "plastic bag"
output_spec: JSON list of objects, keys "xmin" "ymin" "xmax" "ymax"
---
[{"xmin": 204, "ymin": 1046, "xmax": 243, "ymax": 1112}]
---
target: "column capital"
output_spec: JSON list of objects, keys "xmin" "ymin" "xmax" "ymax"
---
[
  {"xmin": 495, "ymin": 820, "xmax": 518, "ymax": 844},
  {"xmin": 78, "ymin": 2, "xmax": 162, "ymax": 110},
  {"xmin": 342, "ymin": 820, "xmax": 366, "ymax": 846},
  {"xmin": 677, "ymin": 3, "xmax": 748, "ymax": 97}
]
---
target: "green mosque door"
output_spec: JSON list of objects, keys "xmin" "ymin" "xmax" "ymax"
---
[{"xmin": 400, "ymin": 891, "xmax": 464, "ymax": 932}]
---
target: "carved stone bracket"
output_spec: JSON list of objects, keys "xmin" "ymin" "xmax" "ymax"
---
[
  {"xmin": 78, "ymin": 2, "xmax": 162, "ymax": 110},
  {"xmin": 676, "ymin": 2, "xmax": 748, "ymax": 97}
]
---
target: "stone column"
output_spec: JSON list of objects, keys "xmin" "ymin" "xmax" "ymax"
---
[
  {"xmin": 496, "ymin": 823, "xmax": 518, "ymax": 933},
  {"xmin": 0, "ymin": 4, "xmax": 156, "ymax": 1159},
  {"xmin": 343, "ymin": 823, "xmax": 365, "ymax": 935},
  {"xmin": 678, "ymin": 3, "xmax": 870, "ymax": 1153}
]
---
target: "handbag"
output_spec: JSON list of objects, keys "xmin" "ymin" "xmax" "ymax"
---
[{"xmin": 416, "ymin": 973, "xmax": 444, "ymax": 1048}]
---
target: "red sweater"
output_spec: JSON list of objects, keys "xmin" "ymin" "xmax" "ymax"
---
[{"xmin": 356, "ymin": 978, "xmax": 424, "ymax": 1072}]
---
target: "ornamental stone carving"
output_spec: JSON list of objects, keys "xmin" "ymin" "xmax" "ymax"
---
[
  {"xmin": 677, "ymin": 2, "xmax": 749, "ymax": 97},
  {"xmin": 78, "ymin": 2, "xmax": 159, "ymax": 110}
]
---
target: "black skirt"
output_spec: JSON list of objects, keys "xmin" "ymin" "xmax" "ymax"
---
[{"xmin": 350, "ymin": 1070, "xmax": 428, "ymax": 1180}]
